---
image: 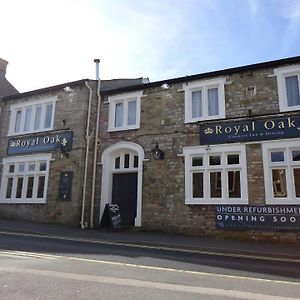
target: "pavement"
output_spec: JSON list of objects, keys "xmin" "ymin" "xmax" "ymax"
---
[{"xmin": 0, "ymin": 218, "xmax": 299, "ymax": 261}]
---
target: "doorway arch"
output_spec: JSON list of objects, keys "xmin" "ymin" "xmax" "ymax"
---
[{"xmin": 99, "ymin": 141, "xmax": 146, "ymax": 226}]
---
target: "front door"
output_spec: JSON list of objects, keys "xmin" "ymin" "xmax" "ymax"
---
[{"xmin": 112, "ymin": 172, "xmax": 138, "ymax": 226}]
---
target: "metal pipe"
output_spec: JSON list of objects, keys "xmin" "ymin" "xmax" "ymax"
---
[
  {"xmin": 90, "ymin": 60, "xmax": 101, "ymax": 228},
  {"xmin": 81, "ymin": 80, "xmax": 93, "ymax": 229},
  {"xmin": 94, "ymin": 59, "xmax": 100, "ymax": 80}
]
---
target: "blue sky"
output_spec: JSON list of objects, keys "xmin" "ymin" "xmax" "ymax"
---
[{"xmin": 1, "ymin": 0, "xmax": 300, "ymax": 92}]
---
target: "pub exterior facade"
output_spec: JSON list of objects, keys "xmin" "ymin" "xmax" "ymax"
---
[{"xmin": 0, "ymin": 56, "xmax": 300, "ymax": 243}]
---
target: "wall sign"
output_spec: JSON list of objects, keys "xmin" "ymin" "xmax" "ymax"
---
[
  {"xmin": 216, "ymin": 205, "xmax": 300, "ymax": 231},
  {"xmin": 59, "ymin": 171, "xmax": 73, "ymax": 201},
  {"xmin": 200, "ymin": 115, "xmax": 300, "ymax": 145},
  {"xmin": 7, "ymin": 131, "xmax": 73, "ymax": 155}
]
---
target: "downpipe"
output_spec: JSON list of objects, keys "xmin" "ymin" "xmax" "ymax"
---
[{"xmin": 81, "ymin": 80, "xmax": 93, "ymax": 229}]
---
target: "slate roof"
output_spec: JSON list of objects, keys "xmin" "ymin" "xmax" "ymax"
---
[
  {"xmin": 0, "ymin": 77, "xmax": 18, "ymax": 98},
  {"xmin": 1, "ymin": 78, "xmax": 149, "ymax": 101},
  {"xmin": 0, "ymin": 58, "xmax": 18, "ymax": 98}
]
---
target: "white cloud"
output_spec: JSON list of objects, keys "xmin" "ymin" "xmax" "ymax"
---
[{"xmin": 278, "ymin": 0, "xmax": 300, "ymax": 54}]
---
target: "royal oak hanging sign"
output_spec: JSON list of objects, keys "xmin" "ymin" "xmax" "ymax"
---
[
  {"xmin": 7, "ymin": 131, "xmax": 73, "ymax": 155},
  {"xmin": 199, "ymin": 115, "xmax": 300, "ymax": 145}
]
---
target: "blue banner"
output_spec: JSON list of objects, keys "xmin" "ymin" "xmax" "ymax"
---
[
  {"xmin": 7, "ymin": 131, "xmax": 73, "ymax": 155},
  {"xmin": 200, "ymin": 115, "xmax": 300, "ymax": 145},
  {"xmin": 216, "ymin": 205, "xmax": 300, "ymax": 231}
]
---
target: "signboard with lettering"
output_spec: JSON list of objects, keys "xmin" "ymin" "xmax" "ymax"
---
[
  {"xmin": 200, "ymin": 115, "xmax": 300, "ymax": 145},
  {"xmin": 216, "ymin": 205, "xmax": 300, "ymax": 231},
  {"xmin": 7, "ymin": 131, "xmax": 73, "ymax": 155},
  {"xmin": 100, "ymin": 204, "xmax": 124, "ymax": 230},
  {"xmin": 59, "ymin": 171, "xmax": 73, "ymax": 201}
]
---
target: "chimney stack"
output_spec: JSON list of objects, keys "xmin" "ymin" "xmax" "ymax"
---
[
  {"xmin": 0, "ymin": 58, "xmax": 8, "ymax": 78},
  {"xmin": 94, "ymin": 58, "xmax": 100, "ymax": 80}
]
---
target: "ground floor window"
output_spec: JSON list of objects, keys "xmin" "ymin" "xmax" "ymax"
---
[
  {"xmin": 262, "ymin": 139, "xmax": 300, "ymax": 204},
  {"xmin": 0, "ymin": 154, "xmax": 51, "ymax": 203},
  {"xmin": 183, "ymin": 144, "xmax": 248, "ymax": 204}
]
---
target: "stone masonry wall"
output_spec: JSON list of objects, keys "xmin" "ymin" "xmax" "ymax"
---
[
  {"xmin": 0, "ymin": 83, "xmax": 94, "ymax": 225},
  {"xmin": 95, "ymin": 64, "xmax": 300, "ymax": 244}
]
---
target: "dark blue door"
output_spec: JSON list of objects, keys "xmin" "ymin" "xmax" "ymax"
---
[{"xmin": 112, "ymin": 173, "xmax": 138, "ymax": 226}]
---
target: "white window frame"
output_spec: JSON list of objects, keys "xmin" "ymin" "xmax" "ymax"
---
[
  {"xmin": 112, "ymin": 151, "xmax": 139, "ymax": 173},
  {"xmin": 8, "ymin": 96, "xmax": 56, "ymax": 136},
  {"xmin": 0, "ymin": 154, "xmax": 51, "ymax": 204},
  {"xmin": 184, "ymin": 77, "xmax": 226, "ymax": 123},
  {"xmin": 262, "ymin": 139, "xmax": 300, "ymax": 205},
  {"xmin": 274, "ymin": 65, "xmax": 300, "ymax": 112},
  {"xmin": 108, "ymin": 91, "xmax": 142, "ymax": 132},
  {"xmin": 183, "ymin": 144, "xmax": 248, "ymax": 205}
]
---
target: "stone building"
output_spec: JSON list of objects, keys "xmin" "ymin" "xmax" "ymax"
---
[
  {"xmin": 0, "ymin": 56, "xmax": 300, "ymax": 243},
  {"xmin": 95, "ymin": 56, "xmax": 300, "ymax": 244},
  {"xmin": 0, "ymin": 77, "xmax": 146, "ymax": 226},
  {"xmin": 0, "ymin": 58, "xmax": 18, "ymax": 97}
]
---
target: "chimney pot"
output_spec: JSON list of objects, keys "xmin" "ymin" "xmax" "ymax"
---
[{"xmin": 94, "ymin": 58, "xmax": 100, "ymax": 80}]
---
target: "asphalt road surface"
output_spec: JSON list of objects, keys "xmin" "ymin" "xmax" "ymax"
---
[{"xmin": 0, "ymin": 231, "xmax": 300, "ymax": 299}]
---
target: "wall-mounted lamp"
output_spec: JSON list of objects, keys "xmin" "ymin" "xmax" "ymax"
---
[
  {"xmin": 205, "ymin": 145, "xmax": 211, "ymax": 151},
  {"xmin": 60, "ymin": 144, "xmax": 69, "ymax": 159},
  {"xmin": 55, "ymin": 142, "xmax": 70, "ymax": 160},
  {"xmin": 161, "ymin": 83, "xmax": 169, "ymax": 90},
  {"xmin": 63, "ymin": 86, "xmax": 73, "ymax": 92},
  {"xmin": 151, "ymin": 143, "xmax": 164, "ymax": 160}
]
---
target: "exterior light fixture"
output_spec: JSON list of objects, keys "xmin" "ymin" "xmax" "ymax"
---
[{"xmin": 151, "ymin": 143, "xmax": 164, "ymax": 160}]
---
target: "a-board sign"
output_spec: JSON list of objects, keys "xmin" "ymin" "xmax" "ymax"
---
[{"xmin": 100, "ymin": 204, "xmax": 124, "ymax": 230}]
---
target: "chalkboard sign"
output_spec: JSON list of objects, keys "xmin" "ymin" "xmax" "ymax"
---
[{"xmin": 100, "ymin": 204, "xmax": 124, "ymax": 230}]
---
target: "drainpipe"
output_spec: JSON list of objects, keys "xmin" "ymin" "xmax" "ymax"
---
[
  {"xmin": 90, "ymin": 59, "xmax": 101, "ymax": 229},
  {"xmin": 81, "ymin": 80, "xmax": 93, "ymax": 229}
]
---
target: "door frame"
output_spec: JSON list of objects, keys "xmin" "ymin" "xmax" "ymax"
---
[{"xmin": 99, "ymin": 141, "xmax": 146, "ymax": 226}]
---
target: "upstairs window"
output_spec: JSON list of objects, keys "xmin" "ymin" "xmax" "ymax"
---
[
  {"xmin": 8, "ymin": 97, "xmax": 56, "ymax": 136},
  {"xmin": 274, "ymin": 65, "xmax": 300, "ymax": 112},
  {"xmin": 108, "ymin": 91, "xmax": 142, "ymax": 132},
  {"xmin": 184, "ymin": 77, "xmax": 225, "ymax": 123}
]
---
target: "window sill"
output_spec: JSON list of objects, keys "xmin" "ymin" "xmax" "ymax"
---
[
  {"xmin": 266, "ymin": 198, "xmax": 300, "ymax": 205},
  {"xmin": 0, "ymin": 199, "xmax": 46, "ymax": 204},
  {"xmin": 108, "ymin": 126, "xmax": 140, "ymax": 132},
  {"xmin": 279, "ymin": 105, "xmax": 300, "ymax": 113},
  {"xmin": 7, "ymin": 128, "xmax": 53, "ymax": 137},
  {"xmin": 185, "ymin": 115, "xmax": 225, "ymax": 124},
  {"xmin": 185, "ymin": 198, "xmax": 248, "ymax": 205}
]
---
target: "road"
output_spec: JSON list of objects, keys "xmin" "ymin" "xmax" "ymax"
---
[{"xmin": 0, "ymin": 231, "xmax": 300, "ymax": 299}]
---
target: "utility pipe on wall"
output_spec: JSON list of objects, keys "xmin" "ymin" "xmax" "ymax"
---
[
  {"xmin": 81, "ymin": 80, "xmax": 93, "ymax": 229},
  {"xmin": 90, "ymin": 59, "xmax": 101, "ymax": 228}
]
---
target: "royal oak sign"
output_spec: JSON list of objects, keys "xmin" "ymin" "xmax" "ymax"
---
[
  {"xmin": 200, "ymin": 115, "xmax": 300, "ymax": 145},
  {"xmin": 7, "ymin": 131, "xmax": 73, "ymax": 155}
]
